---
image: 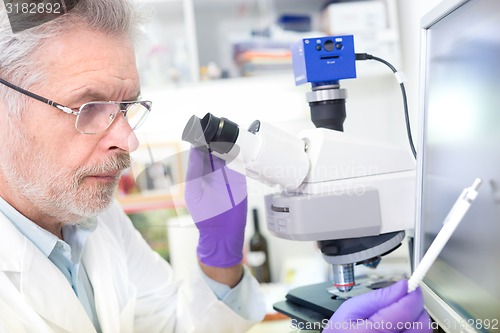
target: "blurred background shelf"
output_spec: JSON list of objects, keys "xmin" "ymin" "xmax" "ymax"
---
[{"xmin": 135, "ymin": 0, "xmax": 401, "ymax": 86}]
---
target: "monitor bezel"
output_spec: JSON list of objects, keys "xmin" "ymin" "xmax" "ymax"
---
[{"xmin": 414, "ymin": 0, "xmax": 478, "ymax": 332}]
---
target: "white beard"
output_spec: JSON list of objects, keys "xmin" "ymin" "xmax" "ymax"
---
[{"xmin": 0, "ymin": 117, "xmax": 130, "ymax": 224}]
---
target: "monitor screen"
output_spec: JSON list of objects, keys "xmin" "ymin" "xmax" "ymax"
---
[{"xmin": 416, "ymin": 0, "xmax": 500, "ymax": 331}]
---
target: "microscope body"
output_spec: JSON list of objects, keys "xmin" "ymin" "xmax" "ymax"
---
[
  {"xmin": 182, "ymin": 34, "xmax": 416, "ymax": 292},
  {"xmin": 265, "ymin": 127, "xmax": 415, "ymax": 242}
]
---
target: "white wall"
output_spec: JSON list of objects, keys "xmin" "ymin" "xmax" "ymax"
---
[
  {"xmin": 135, "ymin": 0, "xmax": 444, "ymax": 285},
  {"xmin": 398, "ymin": 0, "xmax": 445, "ymax": 140}
]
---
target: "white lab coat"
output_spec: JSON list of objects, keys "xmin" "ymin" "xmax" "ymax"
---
[{"xmin": 0, "ymin": 201, "xmax": 265, "ymax": 333}]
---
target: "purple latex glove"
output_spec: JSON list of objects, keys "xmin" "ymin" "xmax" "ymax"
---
[
  {"xmin": 185, "ymin": 146, "xmax": 248, "ymax": 268},
  {"xmin": 323, "ymin": 280, "xmax": 432, "ymax": 333}
]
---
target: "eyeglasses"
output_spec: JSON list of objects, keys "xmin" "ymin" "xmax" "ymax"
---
[{"xmin": 0, "ymin": 77, "xmax": 152, "ymax": 134}]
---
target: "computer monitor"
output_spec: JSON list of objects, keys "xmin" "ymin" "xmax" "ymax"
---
[{"xmin": 415, "ymin": 0, "xmax": 500, "ymax": 332}]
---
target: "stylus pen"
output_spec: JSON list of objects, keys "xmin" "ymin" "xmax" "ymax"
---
[{"xmin": 407, "ymin": 178, "xmax": 482, "ymax": 293}]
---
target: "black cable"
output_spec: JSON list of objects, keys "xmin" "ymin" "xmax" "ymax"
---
[{"xmin": 355, "ymin": 53, "xmax": 417, "ymax": 159}]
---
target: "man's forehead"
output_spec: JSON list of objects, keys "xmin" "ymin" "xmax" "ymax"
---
[
  {"xmin": 41, "ymin": 28, "xmax": 136, "ymax": 66},
  {"xmin": 70, "ymin": 87, "xmax": 141, "ymax": 103},
  {"xmin": 36, "ymin": 27, "xmax": 140, "ymax": 102}
]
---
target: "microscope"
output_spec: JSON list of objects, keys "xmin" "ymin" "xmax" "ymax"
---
[{"xmin": 182, "ymin": 35, "xmax": 415, "ymax": 324}]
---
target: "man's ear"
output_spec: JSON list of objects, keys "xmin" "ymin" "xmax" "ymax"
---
[
  {"xmin": 0, "ymin": 98, "xmax": 14, "ymax": 125},
  {"xmin": 0, "ymin": 100, "xmax": 7, "ymax": 134},
  {"xmin": 0, "ymin": 99, "xmax": 5, "ymax": 116}
]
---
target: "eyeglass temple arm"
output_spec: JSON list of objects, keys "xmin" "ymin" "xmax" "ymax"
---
[{"xmin": 0, "ymin": 77, "xmax": 75, "ymax": 114}]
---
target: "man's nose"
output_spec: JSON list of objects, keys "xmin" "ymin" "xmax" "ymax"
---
[{"xmin": 103, "ymin": 112, "xmax": 140, "ymax": 153}]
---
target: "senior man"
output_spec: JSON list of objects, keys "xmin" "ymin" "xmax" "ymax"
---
[
  {"xmin": 0, "ymin": 0, "xmax": 265, "ymax": 332},
  {"xmin": 0, "ymin": 0, "xmax": 433, "ymax": 332}
]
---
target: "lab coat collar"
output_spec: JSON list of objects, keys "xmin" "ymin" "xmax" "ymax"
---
[
  {"xmin": 0, "ymin": 211, "xmax": 97, "ymax": 333},
  {"xmin": 0, "ymin": 211, "xmax": 26, "ymax": 272},
  {"xmin": 83, "ymin": 221, "xmax": 124, "ymax": 333},
  {"xmin": 82, "ymin": 212, "xmax": 137, "ymax": 333}
]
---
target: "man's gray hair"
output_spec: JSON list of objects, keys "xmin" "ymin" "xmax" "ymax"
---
[{"xmin": 0, "ymin": 0, "xmax": 144, "ymax": 115}]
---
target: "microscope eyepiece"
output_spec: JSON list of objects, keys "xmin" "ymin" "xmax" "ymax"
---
[
  {"xmin": 182, "ymin": 112, "xmax": 310, "ymax": 191},
  {"xmin": 182, "ymin": 113, "xmax": 240, "ymax": 154}
]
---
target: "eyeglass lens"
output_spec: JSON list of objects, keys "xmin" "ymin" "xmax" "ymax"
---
[
  {"xmin": 76, "ymin": 101, "xmax": 151, "ymax": 134},
  {"xmin": 125, "ymin": 102, "xmax": 151, "ymax": 130}
]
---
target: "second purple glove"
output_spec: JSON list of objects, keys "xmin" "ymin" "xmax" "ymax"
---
[
  {"xmin": 185, "ymin": 146, "xmax": 248, "ymax": 268},
  {"xmin": 323, "ymin": 280, "xmax": 432, "ymax": 333}
]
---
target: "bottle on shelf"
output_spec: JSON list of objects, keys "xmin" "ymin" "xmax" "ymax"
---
[{"xmin": 247, "ymin": 208, "xmax": 271, "ymax": 283}]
